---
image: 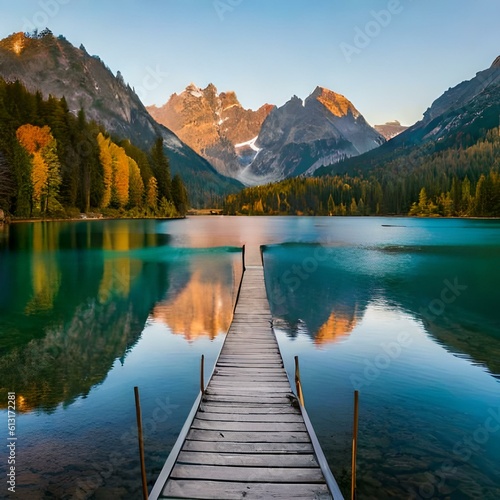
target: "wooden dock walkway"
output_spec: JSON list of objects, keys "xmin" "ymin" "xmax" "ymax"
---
[{"xmin": 149, "ymin": 248, "xmax": 344, "ymax": 500}]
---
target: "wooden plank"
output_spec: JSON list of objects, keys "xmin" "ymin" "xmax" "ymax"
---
[
  {"xmin": 214, "ymin": 371, "xmax": 286, "ymax": 377},
  {"xmin": 215, "ymin": 363, "xmax": 284, "ymax": 368},
  {"xmin": 199, "ymin": 405, "xmax": 299, "ymax": 414},
  {"xmin": 195, "ymin": 412, "xmax": 304, "ymax": 423},
  {"xmin": 207, "ymin": 385, "xmax": 292, "ymax": 393},
  {"xmin": 186, "ymin": 430, "xmax": 312, "ymax": 443},
  {"xmin": 214, "ymin": 367, "xmax": 285, "ymax": 373},
  {"xmin": 176, "ymin": 451, "xmax": 319, "ymax": 468},
  {"xmin": 221, "ymin": 348, "xmax": 280, "ymax": 354},
  {"xmin": 181, "ymin": 440, "xmax": 315, "ymax": 454},
  {"xmin": 191, "ymin": 419, "xmax": 307, "ymax": 433},
  {"xmin": 203, "ymin": 395, "xmax": 292, "ymax": 404},
  {"xmin": 170, "ymin": 464, "xmax": 325, "ymax": 483},
  {"xmin": 210, "ymin": 377, "xmax": 290, "ymax": 384},
  {"xmin": 212, "ymin": 376, "xmax": 288, "ymax": 382},
  {"xmin": 222, "ymin": 339, "xmax": 277, "ymax": 345},
  {"xmin": 216, "ymin": 357, "xmax": 281, "ymax": 362},
  {"xmin": 162, "ymin": 480, "xmax": 331, "ymax": 499},
  {"xmin": 211, "ymin": 376, "xmax": 289, "ymax": 382}
]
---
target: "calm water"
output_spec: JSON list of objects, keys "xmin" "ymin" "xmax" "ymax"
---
[{"xmin": 0, "ymin": 217, "xmax": 499, "ymax": 499}]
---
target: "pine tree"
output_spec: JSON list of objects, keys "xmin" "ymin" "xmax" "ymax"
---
[
  {"xmin": 171, "ymin": 173, "xmax": 188, "ymax": 215},
  {"xmin": 327, "ymin": 193, "xmax": 334, "ymax": 215},
  {"xmin": 146, "ymin": 176, "xmax": 158, "ymax": 212},
  {"xmin": 150, "ymin": 137, "xmax": 172, "ymax": 201}
]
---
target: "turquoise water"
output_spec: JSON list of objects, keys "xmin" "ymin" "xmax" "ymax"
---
[{"xmin": 0, "ymin": 217, "xmax": 499, "ymax": 498}]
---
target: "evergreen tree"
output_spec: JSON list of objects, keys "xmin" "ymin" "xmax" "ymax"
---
[
  {"xmin": 146, "ymin": 176, "xmax": 158, "ymax": 212},
  {"xmin": 150, "ymin": 137, "xmax": 172, "ymax": 202},
  {"xmin": 171, "ymin": 173, "xmax": 188, "ymax": 216}
]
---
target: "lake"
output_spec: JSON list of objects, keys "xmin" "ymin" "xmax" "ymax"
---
[{"xmin": 0, "ymin": 216, "xmax": 499, "ymax": 499}]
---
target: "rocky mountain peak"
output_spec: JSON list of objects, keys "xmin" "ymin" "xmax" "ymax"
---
[
  {"xmin": 491, "ymin": 55, "xmax": 500, "ymax": 68},
  {"xmin": 1, "ymin": 32, "xmax": 28, "ymax": 55},
  {"xmin": 147, "ymin": 84, "xmax": 273, "ymax": 179},
  {"xmin": 307, "ymin": 86, "xmax": 359, "ymax": 118},
  {"xmin": 240, "ymin": 86, "xmax": 385, "ymax": 185}
]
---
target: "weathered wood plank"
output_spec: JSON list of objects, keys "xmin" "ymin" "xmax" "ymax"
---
[
  {"xmin": 170, "ymin": 464, "xmax": 325, "ymax": 483},
  {"xmin": 199, "ymin": 405, "xmax": 299, "ymax": 414},
  {"xmin": 214, "ymin": 371, "xmax": 287, "ymax": 378},
  {"xmin": 203, "ymin": 395, "xmax": 292, "ymax": 404},
  {"xmin": 162, "ymin": 480, "xmax": 332, "ymax": 499},
  {"xmin": 181, "ymin": 440, "xmax": 315, "ymax": 454},
  {"xmin": 195, "ymin": 412, "xmax": 303, "ymax": 423},
  {"xmin": 191, "ymin": 419, "xmax": 307, "ymax": 433},
  {"xmin": 223, "ymin": 339, "xmax": 277, "ymax": 345},
  {"xmin": 214, "ymin": 367, "xmax": 285, "ymax": 373},
  {"xmin": 207, "ymin": 385, "xmax": 291, "ymax": 392},
  {"xmin": 176, "ymin": 451, "xmax": 319, "ymax": 468},
  {"xmin": 221, "ymin": 349, "xmax": 281, "ymax": 355},
  {"xmin": 186, "ymin": 429, "xmax": 311, "ymax": 443},
  {"xmin": 210, "ymin": 377, "xmax": 290, "ymax": 384}
]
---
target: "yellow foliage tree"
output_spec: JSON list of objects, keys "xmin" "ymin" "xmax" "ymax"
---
[
  {"xmin": 16, "ymin": 124, "xmax": 61, "ymax": 214},
  {"xmin": 31, "ymin": 152, "xmax": 48, "ymax": 207},
  {"xmin": 97, "ymin": 133, "xmax": 113, "ymax": 208},
  {"xmin": 110, "ymin": 142, "xmax": 129, "ymax": 208},
  {"xmin": 97, "ymin": 133, "xmax": 134, "ymax": 209},
  {"xmin": 128, "ymin": 157, "xmax": 144, "ymax": 208}
]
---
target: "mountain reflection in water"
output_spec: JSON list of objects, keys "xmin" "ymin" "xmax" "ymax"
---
[{"xmin": 0, "ymin": 220, "xmax": 240, "ymax": 412}]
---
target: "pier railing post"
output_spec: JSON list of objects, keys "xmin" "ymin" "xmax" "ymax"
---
[
  {"xmin": 294, "ymin": 356, "xmax": 305, "ymax": 407},
  {"xmin": 242, "ymin": 244, "xmax": 246, "ymax": 271},
  {"xmin": 200, "ymin": 354, "xmax": 205, "ymax": 395},
  {"xmin": 134, "ymin": 386, "xmax": 149, "ymax": 500},
  {"xmin": 351, "ymin": 390, "xmax": 359, "ymax": 500}
]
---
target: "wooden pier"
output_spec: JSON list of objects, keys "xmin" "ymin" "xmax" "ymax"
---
[{"xmin": 149, "ymin": 247, "xmax": 344, "ymax": 500}]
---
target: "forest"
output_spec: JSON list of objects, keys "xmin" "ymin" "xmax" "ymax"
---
[
  {"xmin": 223, "ymin": 127, "xmax": 500, "ymax": 217},
  {"xmin": 0, "ymin": 78, "xmax": 188, "ymax": 219}
]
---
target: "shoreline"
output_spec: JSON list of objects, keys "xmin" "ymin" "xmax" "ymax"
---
[
  {"xmin": 4, "ymin": 215, "xmax": 186, "ymax": 225},
  {"xmin": 2, "ymin": 214, "xmax": 500, "ymax": 225}
]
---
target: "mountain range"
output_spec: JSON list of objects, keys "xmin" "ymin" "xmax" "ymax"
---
[
  {"xmin": 0, "ymin": 29, "xmax": 498, "ymax": 208},
  {"xmin": 150, "ymin": 83, "xmax": 386, "ymax": 185}
]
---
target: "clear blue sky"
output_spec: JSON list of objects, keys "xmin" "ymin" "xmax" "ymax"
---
[{"xmin": 1, "ymin": 0, "xmax": 499, "ymax": 126}]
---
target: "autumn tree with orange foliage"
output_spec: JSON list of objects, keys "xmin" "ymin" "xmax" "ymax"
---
[
  {"xmin": 16, "ymin": 124, "xmax": 52, "ymax": 154},
  {"xmin": 16, "ymin": 124, "xmax": 62, "ymax": 214}
]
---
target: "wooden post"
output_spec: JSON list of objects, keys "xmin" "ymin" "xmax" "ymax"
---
[
  {"xmin": 351, "ymin": 390, "xmax": 359, "ymax": 500},
  {"xmin": 294, "ymin": 356, "xmax": 305, "ymax": 407},
  {"xmin": 242, "ymin": 244, "xmax": 246, "ymax": 271},
  {"xmin": 200, "ymin": 354, "xmax": 205, "ymax": 395},
  {"xmin": 134, "ymin": 386, "xmax": 148, "ymax": 500}
]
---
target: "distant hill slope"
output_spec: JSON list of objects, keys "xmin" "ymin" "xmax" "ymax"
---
[
  {"xmin": 374, "ymin": 121, "xmax": 408, "ymax": 140},
  {"xmin": 316, "ymin": 56, "xmax": 500, "ymax": 177},
  {"xmin": 0, "ymin": 31, "xmax": 242, "ymax": 206}
]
